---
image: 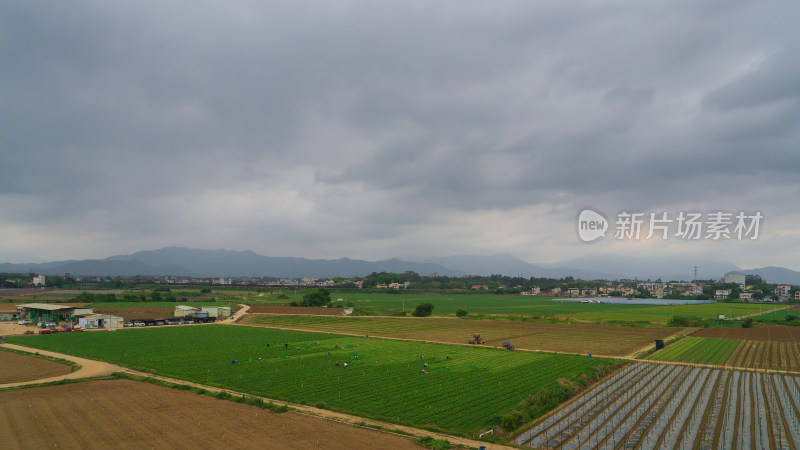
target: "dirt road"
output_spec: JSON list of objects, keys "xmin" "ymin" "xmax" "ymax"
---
[{"xmin": 0, "ymin": 343, "xmax": 121, "ymax": 389}]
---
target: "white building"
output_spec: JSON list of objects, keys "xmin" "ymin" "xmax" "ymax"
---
[
  {"xmin": 200, "ymin": 306, "xmax": 232, "ymax": 318},
  {"xmin": 686, "ymin": 285, "xmax": 704, "ymax": 296},
  {"xmin": 723, "ymin": 272, "xmax": 746, "ymax": 289},
  {"xmin": 32, "ymin": 274, "xmax": 46, "ymax": 287},
  {"xmin": 174, "ymin": 305, "xmax": 200, "ymax": 317},
  {"xmin": 715, "ymin": 289, "xmax": 731, "ymax": 300},
  {"xmin": 78, "ymin": 314, "xmax": 123, "ymax": 329}
]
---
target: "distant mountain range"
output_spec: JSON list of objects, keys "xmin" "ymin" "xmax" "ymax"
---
[{"xmin": 1, "ymin": 247, "xmax": 799, "ymax": 284}]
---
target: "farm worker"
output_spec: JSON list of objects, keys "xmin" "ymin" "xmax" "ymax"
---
[
  {"xmin": 257, "ymin": 357, "xmax": 262, "ymax": 362},
  {"xmin": 327, "ymin": 352, "xmax": 331, "ymax": 356},
  {"xmin": 296, "ymin": 346, "xmax": 300, "ymax": 350},
  {"xmin": 421, "ymin": 369, "xmax": 428, "ymax": 374},
  {"xmin": 419, "ymin": 356, "xmax": 423, "ymax": 359},
  {"xmin": 232, "ymin": 359, "xmax": 238, "ymax": 364},
  {"xmin": 483, "ymin": 366, "xmax": 487, "ymax": 370},
  {"xmin": 344, "ymin": 362, "xmax": 348, "ymax": 368},
  {"xmin": 266, "ymin": 343, "xmax": 270, "ymax": 347},
  {"xmin": 335, "ymin": 361, "xmax": 339, "ymax": 366},
  {"xmin": 424, "ymin": 363, "xmax": 428, "ymax": 368},
  {"xmin": 446, "ymin": 356, "xmax": 450, "ymax": 360},
  {"xmin": 284, "ymin": 343, "xmax": 288, "ymax": 349}
]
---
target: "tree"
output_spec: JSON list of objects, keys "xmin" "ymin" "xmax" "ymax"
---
[
  {"xmin": 455, "ymin": 309, "xmax": 468, "ymax": 318},
  {"xmin": 745, "ymin": 274, "xmax": 765, "ymax": 286},
  {"xmin": 412, "ymin": 303, "xmax": 434, "ymax": 317},
  {"xmin": 741, "ymin": 317, "xmax": 754, "ymax": 328},
  {"xmin": 302, "ymin": 288, "xmax": 331, "ymax": 307}
]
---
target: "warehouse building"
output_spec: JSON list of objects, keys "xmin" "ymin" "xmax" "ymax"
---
[
  {"xmin": 173, "ymin": 305, "xmax": 200, "ymax": 317},
  {"xmin": 17, "ymin": 303, "xmax": 83, "ymax": 323},
  {"xmin": 77, "ymin": 314, "xmax": 124, "ymax": 329},
  {"xmin": 201, "ymin": 306, "xmax": 232, "ymax": 318}
]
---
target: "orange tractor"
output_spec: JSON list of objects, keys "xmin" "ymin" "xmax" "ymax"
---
[{"xmin": 469, "ymin": 333, "xmax": 485, "ymax": 344}]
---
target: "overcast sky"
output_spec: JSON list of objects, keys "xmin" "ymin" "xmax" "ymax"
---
[{"xmin": 2, "ymin": 1, "xmax": 799, "ymax": 270}]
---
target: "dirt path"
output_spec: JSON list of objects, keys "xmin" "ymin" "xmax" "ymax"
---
[
  {"xmin": 0, "ymin": 342, "xmax": 511, "ymax": 448},
  {"xmin": 740, "ymin": 305, "xmax": 792, "ymax": 319},
  {"xmin": 0, "ymin": 343, "xmax": 122, "ymax": 388},
  {"xmin": 223, "ymin": 303, "xmax": 251, "ymax": 323}
]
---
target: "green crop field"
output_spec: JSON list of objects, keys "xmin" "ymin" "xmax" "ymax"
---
[
  {"xmin": 262, "ymin": 292, "xmax": 785, "ymax": 324},
  {"xmin": 7, "ymin": 326, "xmax": 616, "ymax": 435},
  {"xmin": 646, "ymin": 337, "xmax": 740, "ymax": 365}
]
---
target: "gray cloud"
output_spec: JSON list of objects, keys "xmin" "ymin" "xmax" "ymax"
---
[{"xmin": 1, "ymin": 0, "xmax": 799, "ymax": 269}]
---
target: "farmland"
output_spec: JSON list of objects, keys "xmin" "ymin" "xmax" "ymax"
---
[
  {"xmin": 646, "ymin": 337, "xmax": 740, "ymax": 365},
  {"xmin": 6, "ymin": 325, "xmax": 617, "ymax": 436},
  {"xmin": 260, "ymin": 292, "xmax": 786, "ymax": 323},
  {"xmin": 0, "ymin": 349, "xmax": 72, "ymax": 384},
  {"xmin": 516, "ymin": 362, "xmax": 800, "ymax": 448},
  {"xmin": 0, "ymin": 379, "xmax": 421, "ymax": 450},
  {"xmin": 646, "ymin": 326, "xmax": 800, "ymax": 371},
  {"xmin": 244, "ymin": 314, "xmax": 682, "ymax": 356}
]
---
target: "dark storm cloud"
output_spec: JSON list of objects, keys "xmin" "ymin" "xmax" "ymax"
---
[{"xmin": 1, "ymin": 0, "xmax": 799, "ymax": 266}]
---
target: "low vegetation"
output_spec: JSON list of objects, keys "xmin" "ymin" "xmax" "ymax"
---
[{"xmin": 8, "ymin": 325, "xmax": 616, "ymax": 436}]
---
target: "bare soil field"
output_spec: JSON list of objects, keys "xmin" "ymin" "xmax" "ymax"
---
[
  {"xmin": 249, "ymin": 306, "xmax": 345, "ymax": 315},
  {"xmin": 388, "ymin": 322, "xmax": 674, "ymax": 356},
  {"xmin": 0, "ymin": 379, "xmax": 421, "ymax": 450},
  {"xmin": 691, "ymin": 325, "xmax": 800, "ymax": 342},
  {"xmin": 243, "ymin": 315, "xmax": 678, "ymax": 356},
  {"xmin": 0, "ymin": 350, "xmax": 72, "ymax": 384}
]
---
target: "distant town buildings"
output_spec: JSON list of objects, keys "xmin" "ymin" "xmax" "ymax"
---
[
  {"xmin": 776, "ymin": 284, "xmax": 792, "ymax": 301},
  {"xmin": 715, "ymin": 289, "xmax": 731, "ymax": 300}
]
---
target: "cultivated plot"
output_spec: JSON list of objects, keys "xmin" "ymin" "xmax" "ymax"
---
[
  {"xmin": 0, "ymin": 349, "xmax": 72, "ymax": 384},
  {"xmin": 244, "ymin": 314, "xmax": 679, "ymax": 356},
  {"xmin": 0, "ymin": 379, "xmax": 421, "ymax": 450},
  {"xmin": 646, "ymin": 337, "xmax": 740, "ymax": 365},
  {"xmin": 516, "ymin": 362, "xmax": 800, "ymax": 449},
  {"xmin": 7, "ymin": 325, "xmax": 616, "ymax": 436}
]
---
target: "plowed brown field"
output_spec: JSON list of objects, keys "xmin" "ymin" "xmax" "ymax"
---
[
  {"xmin": 0, "ymin": 379, "xmax": 420, "ymax": 450},
  {"xmin": 243, "ymin": 315, "xmax": 679, "ymax": 356},
  {"xmin": 0, "ymin": 350, "xmax": 71, "ymax": 384},
  {"xmin": 691, "ymin": 325, "xmax": 800, "ymax": 342}
]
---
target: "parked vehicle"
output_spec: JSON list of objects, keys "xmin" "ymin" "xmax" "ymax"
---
[
  {"xmin": 18, "ymin": 319, "xmax": 33, "ymax": 325},
  {"xmin": 124, "ymin": 322, "xmax": 134, "ymax": 327},
  {"xmin": 133, "ymin": 322, "xmax": 146, "ymax": 327}
]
